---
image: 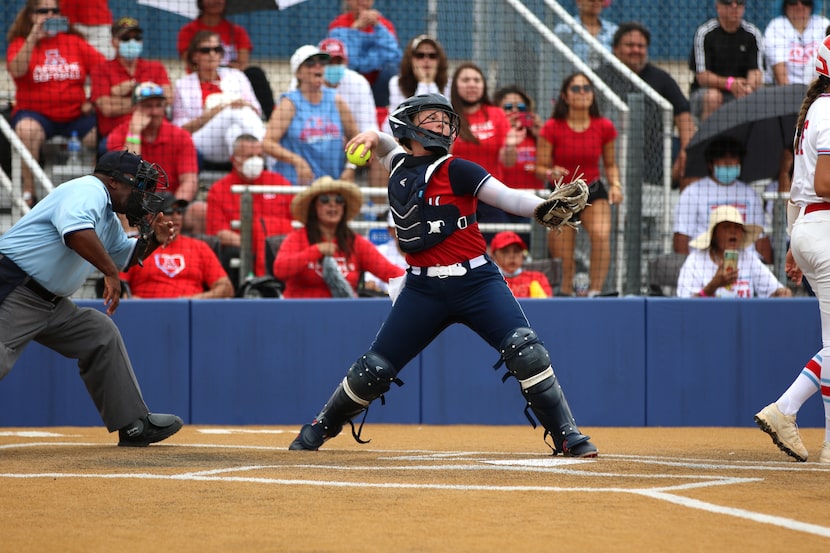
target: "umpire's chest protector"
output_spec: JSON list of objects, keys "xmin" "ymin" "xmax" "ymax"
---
[{"xmin": 388, "ymin": 154, "xmax": 462, "ymax": 253}]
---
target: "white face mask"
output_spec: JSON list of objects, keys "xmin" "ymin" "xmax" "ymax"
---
[{"xmin": 239, "ymin": 155, "xmax": 264, "ymax": 180}]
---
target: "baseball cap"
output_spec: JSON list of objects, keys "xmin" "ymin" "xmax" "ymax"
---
[
  {"xmin": 132, "ymin": 81, "xmax": 165, "ymax": 104},
  {"xmin": 490, "ymin": 231, "xmax": 527, "ymax": 252},
  {"xmin": 290, "ymin": 44, "xmax": 330, "ymax": 75},
  {"xmin": 112, "ymin": 16, "xmax": 142, "ymax": 39},
  {"xmin": 95, "ymin": 150, "xmax": 143, "ymax": 179},
  {"xmin": 318, "ymin": 38, "xmax": 348, "ymax": 62}
]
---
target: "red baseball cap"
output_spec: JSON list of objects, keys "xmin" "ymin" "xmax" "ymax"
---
[
  {"xmin": 490, "ymin": 231, "xmax": 527, "ymax": 252},
  {"xmin": 318, "ymin": 38, "xmax": 348, "ymax": 62}
]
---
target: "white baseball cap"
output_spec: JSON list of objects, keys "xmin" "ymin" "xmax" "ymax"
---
[{"xmin": 290, "ymin": 44, "xmax": 330, "ymax": 75}]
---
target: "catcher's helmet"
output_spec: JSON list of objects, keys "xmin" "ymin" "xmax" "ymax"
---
[
  {"xmin": 816, "ymin": 35, "xmax": 830, "ymax": 78},
  {"xmin": 388, "ymin": 93, "xmax": 460, "ymax": 154}
]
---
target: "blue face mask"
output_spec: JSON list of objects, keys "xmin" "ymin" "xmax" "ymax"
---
[
  {"xmin": 713, "ymin": 164, "xmax": 741, "ymax": 185},
  {"xmin": 118, "ymin": 39, "xmax": 143, "ymax": 61},
  {"xmin": 324, "ymin": 64, "xmax": 346, "ymax": 86}
]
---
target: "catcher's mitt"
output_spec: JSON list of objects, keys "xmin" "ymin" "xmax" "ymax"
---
[{"xmin": 533, "ymin": 175, "xmax": 590, "ymax": 232}]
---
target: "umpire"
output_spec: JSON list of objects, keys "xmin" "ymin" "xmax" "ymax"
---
[{"xmin": 0, "ymin": 150, "xmax": 182, "ymax": 446}]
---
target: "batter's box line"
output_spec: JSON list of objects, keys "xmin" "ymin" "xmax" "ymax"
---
[{"xmin": 1, "ymin": 469, "xmax": 825, "ymax": 539}]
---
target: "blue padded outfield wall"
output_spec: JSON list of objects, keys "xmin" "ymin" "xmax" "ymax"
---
[{"xmin": 0, "ymin": 298, "xmax": 824, "ymax": 429}]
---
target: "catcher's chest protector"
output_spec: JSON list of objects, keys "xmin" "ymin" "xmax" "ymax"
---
[{"xmin": 388, "ymin": 154, "xmax": 462, "ymax": 254}]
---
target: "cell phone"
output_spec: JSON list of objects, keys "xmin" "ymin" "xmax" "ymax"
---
[
  {"xmin": 43, "ymin": 16, "xmax": 69, "ymax": 36},
  {"xmin": 519, "ymin": 113, "xmax": 535, "ymax": 128},
  {"xmin": 723, "ymin": 249, "xmax": 739, "ymax": 273}
]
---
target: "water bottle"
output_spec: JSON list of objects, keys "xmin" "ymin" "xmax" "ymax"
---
[{"xmin": 67, "ymin": 130, "xmax": 82, "ymax": 165}]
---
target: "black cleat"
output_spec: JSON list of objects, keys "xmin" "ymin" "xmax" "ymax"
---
[
  {"xmin": 118, "ymin": 413, "xmax": 183, "ymax": 447},
  {"xmin": 288, "ymin": 423, "xmax": 328, "ymax": 451},
  {"xmin": 562, "ymin": 434, "xmax": 598, "ymax": 458}
]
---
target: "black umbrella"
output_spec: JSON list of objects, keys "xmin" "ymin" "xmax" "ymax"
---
[
  {"xmin": 684, "ymin": 83, "xmax": 807, "ymax": 183},
  {"xmin": 137, "ymin": 0, "xmax": 307, "ymax": 18}
]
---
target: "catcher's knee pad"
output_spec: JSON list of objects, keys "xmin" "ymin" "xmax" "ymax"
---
[
  {"xmin": 344, "ymin": 351, "xmax": 400, "ymax": 405},
  {"xmin": 499, "ymin": 327, "xmax": 554, "ymax": 392}
]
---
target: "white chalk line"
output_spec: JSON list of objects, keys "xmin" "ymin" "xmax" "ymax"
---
[{"xmin": 1, "ymin": 440, "xmax": 829, "ymax": 540}]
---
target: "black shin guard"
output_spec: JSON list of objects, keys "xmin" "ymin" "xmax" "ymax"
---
[
  {"xmin": 304, "ymin": 352, "xmax": 402, "ymax": 446},
  {"xmin": 523, "ymin": 373, "xmax": 590, "ymax": 453},
  {"xmin": 499, "ymin": 327, "xmax": 591, "ymax": 454},
  {"xmin": 312, "ymin": 378, "xmax": 368, "ymax": 441}
]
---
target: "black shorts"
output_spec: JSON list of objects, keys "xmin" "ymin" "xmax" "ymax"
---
[{"xmin": 587, "ymin": 179, "xmax": 609, "ymax": 203}]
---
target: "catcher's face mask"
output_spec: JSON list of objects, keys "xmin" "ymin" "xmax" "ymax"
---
[
  {"xmin": 389, "ymin": 93, "xmax": 460, "ymax": 153},
  {"xmin": 119, "ymin": 160, "xmax": 167, "ymax": 227}
]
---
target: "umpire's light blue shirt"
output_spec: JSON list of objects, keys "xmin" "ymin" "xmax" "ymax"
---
[{"xmin": 0, "ymin": 175, "xmax": 136, "ymax": 297}]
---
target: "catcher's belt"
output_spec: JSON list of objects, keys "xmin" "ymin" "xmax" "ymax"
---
[{"xmin": 409, "ymin": 255, "xmax": 488, "ymax": 278}]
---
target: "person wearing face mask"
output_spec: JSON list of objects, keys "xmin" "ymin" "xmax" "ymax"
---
[
  {"xmin": 206, "ymin": 134, "xmax": 294, "ymax": 278},
  {"xmin": 91, "ymin": 17, "xmax": 172, "ymax": 156},
  {"xmin": 7, "ymin": 0, "xmax": 107, "ymax": 207},
  {"xmin": 673, "ymin": 136, "xmax": 772, "ymax": 263},
  {"xmin": 677, "ymin": 205, "xmax": 791, "ymax": 298}
]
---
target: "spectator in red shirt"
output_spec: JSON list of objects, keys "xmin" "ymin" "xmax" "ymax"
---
[
  {"xmin": 328, "ymin": 0, "xmax": 401, "ymax": 116},
  {"xmin": 273, "ymin": 176, "xmax": 404, "ymax": 298},
  {"xmin": 449, "ymin": 62, "xmax": 524, "ymax": 226},
  {"xmin": 206, "ymin": 134, "xmax": 295, "ymax": 277},
  {"xmin": 7, "ymin": 0, "xmax": 106, "ymax": 206},
  {"xmin": 123, "ymin": 193, "xmax": 233, "ymax": 299},
  {"xmin": 91, "ymin": 17, "xmax": 171, "ymax": 155},
  {"xmin": 60, "ymin": 0, "xmax": 113, "ymax": 59},
  {"xmin": 107, "ymin": 82, "xmax": 201, "ymax": 233},
  {"xmin": 536, "ymin": 72, "xmax": 622, "ymax": 297},
  {"xmin": 490, "ymin": 231, "xmax": 552, "ymax": 298},
  {"xmin": 176, "ymin": 0, "xmax": 274, "ymax": 118}
]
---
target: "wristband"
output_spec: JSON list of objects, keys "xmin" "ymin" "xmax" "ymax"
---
[
  {"xmin": 725, "ymin": 77, "xmax": 735, "ymax": 92},
  {"xmin": 125, "ymin": 133, "xmax": 141, "ymax": 145},
  {"xmin": 345, "ymin": 162, "xmax": 358, "ymax": 170}
]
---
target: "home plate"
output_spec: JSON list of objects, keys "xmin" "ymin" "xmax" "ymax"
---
[{"xmin": 482, "ymin": 457, "xmax": 589, "ymax": 467}]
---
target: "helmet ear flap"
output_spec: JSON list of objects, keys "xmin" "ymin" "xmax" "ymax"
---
[{"xmin": 816, "ymin": 35, "xmax": 830, "ymax": 78}]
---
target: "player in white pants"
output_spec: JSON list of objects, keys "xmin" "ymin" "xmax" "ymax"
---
[{"xmin": 754, "ymin": 35, "xmax": 830, "ymax": 463}]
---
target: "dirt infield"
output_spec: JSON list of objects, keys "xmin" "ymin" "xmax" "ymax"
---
[{"xmin": 2, "ymin": 425, "xmax": 829, "ymax": 553}]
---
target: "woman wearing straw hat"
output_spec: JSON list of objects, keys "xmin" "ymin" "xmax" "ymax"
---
[
  {"xmin": 676, "ymin": 205, "xmax": 791, "ymax": 298},
  {"xmin": 272, "ymin": 177, "xmax": 404, "ymax": 298}
]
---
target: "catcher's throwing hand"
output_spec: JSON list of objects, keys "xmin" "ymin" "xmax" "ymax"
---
[{"xmin": 533, "ymin": 175, "xmax": 590, "ymax": 232}]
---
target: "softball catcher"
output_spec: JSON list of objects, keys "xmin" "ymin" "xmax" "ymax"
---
[{"xmin": 289, "ymin": 94, "xmax": 597, "ymax": 457}]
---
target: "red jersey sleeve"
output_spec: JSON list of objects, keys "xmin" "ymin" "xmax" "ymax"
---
[{"xmin": 353, "ymin": 235, "xmax": 405, "ymax": 282}]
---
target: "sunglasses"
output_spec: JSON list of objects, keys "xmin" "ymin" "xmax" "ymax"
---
[
  {"xmin": 163, "ymin": 207, "xmax": 186, "ymax": 216},
  {"xmin": 413, "ymin": 51, "xmax": 439, "ymax": 60},
  {"xmin": 135, "ymin": 83, "xmax": 164, "ymax": 99},
  {"xmin": 569, "ymin": 84, "xmax": 594, "ymax": 94},
  {"xmin": 197, "ymin": 45, "xmax": 224, "ymax": 55},
  {"xmin": 34, "ymin": 7, "xmax": 60, "ymax": 14},
  {"xmin": 502, "ymin": 102, "xmax": 527, "ymax": 112},
  {"xmin": 717, "ymin": 0, "xmax": 745, "ymax": 5},
  {"xmin": 785, "ymin": 0, "xmax": 812, "ymax": 4},
  {"xmin": 318, "ymin": 194, "xmax": 345, "ymax": 205}
]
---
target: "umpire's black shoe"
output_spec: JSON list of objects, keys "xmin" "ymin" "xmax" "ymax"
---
[
  {"xmin": 288, "ymin": 423, "xmax": 327, "ymax": 451},
  {"xmin": 118, "ymin": 413, "xmax": 183, "ymax": 447}
]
